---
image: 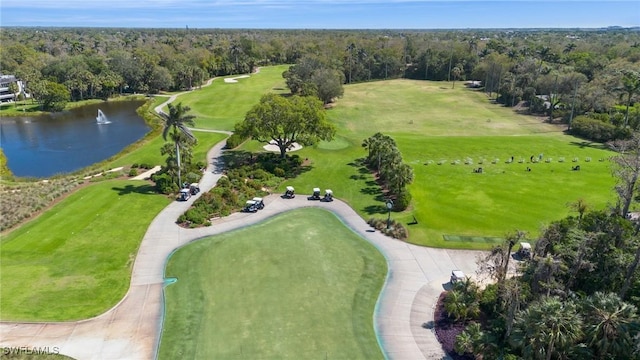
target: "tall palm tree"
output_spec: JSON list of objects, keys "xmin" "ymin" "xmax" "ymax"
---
[
  {"xmin": 451, "ymin": 65, "xmax": 462, "ymax": 89},
  {"xmin": 583, "ymin": 292, "xmax": 639, "ymax": 358},
  {"xmin": 387, "ymin": 162, "xmax": 414, "ymax": 194},
  {"xmin": 161, "ymin": 102, "xmax": 196, "ymax": 188},
  {"xmin": 511, "ymin": 296, "xmax": 584, "ymax": 360}
]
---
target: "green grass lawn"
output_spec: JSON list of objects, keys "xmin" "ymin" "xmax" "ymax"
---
[
  {"xmin": 173, "ymin": 65, "xmax": 290, "ymax": 131},
  {"xmin": 0, "ymin": 180, "xmax": 170, "ymax": 321},
  {"xmin": 107, "ymin": 131, "xmax": 228, "ymax": 169},
  {"xmin": 245, "ymin": 79, "xmax": 617, "ymax": 248},
  {"xmin": 158, "ymin": 208, "xmax": 386, "ymax": 360}
]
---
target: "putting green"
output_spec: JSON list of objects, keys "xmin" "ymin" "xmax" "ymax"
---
[
  {"xmin": 316, "ymin": 136, "xmax": 351, "ymax": 150},
  {"xmin": 159, "ymin": 208, "xmax": 386, "ymax": 359}
]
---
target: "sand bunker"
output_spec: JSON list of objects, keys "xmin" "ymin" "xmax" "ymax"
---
[
  {"xmin": 224, "ymin": 75, "xmax": 250, "ymax": 83},
  {"xmin": 262, "ymin": 140, "xmax": 303, "ymax": 153}
]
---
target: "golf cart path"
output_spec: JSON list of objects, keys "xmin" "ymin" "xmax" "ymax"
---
[
  {"xmin": 0, "ymin": 136, "xmax": 480, "ymax": 360},
  {"xmin": 1, "ymin": 70, "xmax": 481, "ymax": 360}
]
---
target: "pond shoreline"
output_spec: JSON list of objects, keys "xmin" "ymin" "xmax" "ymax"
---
[{"xmin": 1, "ymin": 97, "xmax": 158, "ymax": 179}]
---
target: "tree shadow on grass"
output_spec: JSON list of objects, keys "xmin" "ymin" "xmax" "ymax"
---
[
  {"xmin": 112, "ymin": 183, "xmax": 158, "ymax": 196},
  {"xmin": 568, "ymin": 140, "xmax": 609, "ymax": 151},
  {"xmin": 363, "ymin": 204, "xmax": 387, "ymax": 215}
]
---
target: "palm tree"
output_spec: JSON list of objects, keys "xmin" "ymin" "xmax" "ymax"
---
[
  {"xmin": 568, "ymin": 198, "xmax": 590, "ymax": 222},
  {"xmin": 161, "ymin": 103, "xmax": 196, "ymax": 188},
  {"xmin": 387, "ymin": 163, "xmax": 414, "ymax": 194},
  {"xmin": 582, "ymin": 292, "xmax": 639, "ymax": 359},
  {"xmin": 563, "ymin": 43, "xmax": 577, "ymax": 54},
  {"xmin": 451, "ymin": 65, "xmax": 462, "ymax": 89},
  {"xmin": 511, "ymin": 297, "xmax": 584, "ymax": 360}
]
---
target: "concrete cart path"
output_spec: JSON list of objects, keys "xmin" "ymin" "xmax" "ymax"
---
[
  {"xmin": 1, "ymin": 67, "xmax": 482, "ymax": 359},
  {"xmin": 0, "ymin": 136, "xmax": 480, "ymax": 360}
]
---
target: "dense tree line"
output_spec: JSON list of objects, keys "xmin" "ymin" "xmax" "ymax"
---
[
  {"xmin": 2, "ymin": 27, "xmax": 639, "ymax": 124},
  {"xmin": 446, "ymin": 209, "xmax": 640, "ymax": 359},
  {"xmin": 362, "ymin": 133, "xmax": 414, "ymax": 211}
]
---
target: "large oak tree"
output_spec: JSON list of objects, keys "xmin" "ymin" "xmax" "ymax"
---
[{"xmin": 235, "ymin": 93, "xmax": 335, "ymax": 158}]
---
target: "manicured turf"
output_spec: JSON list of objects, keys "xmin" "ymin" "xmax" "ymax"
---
[
  {"xmin": 0, "ymin": 180, "xmax": 170, "ymax": 321},
  {"xmin": 261, "ymin": 79, "xmax": 616, "ymax": 248},
  {"xmin": 108, "ymin": 131, "xmax": 228, "ymax": 169},
  {"xmin": 173, "ymin": 65, "xmax": 290, "ymax": 131},
  {"xmin": 158, "ymin": 208, "xmax": 386, "ymax": 360}
]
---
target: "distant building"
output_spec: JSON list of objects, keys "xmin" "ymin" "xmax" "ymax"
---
[{"xmin": 0, "ymin": 74, "xmax": 25, "ymax": 103}]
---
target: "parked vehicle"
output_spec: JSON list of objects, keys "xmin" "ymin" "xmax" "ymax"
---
[
  {"xmin": 243, "ymin": 200, "xmax": 258, "ymax": 213},
  {"xmin": 284, "ymin": 186, "xmax": 295, "ymax": 198},
  {"xmin": 451, "ymin": 270, "xmax": 466, "ymax": 284},
  {"xmin": 178, "ymin": 189, "xmax": 191, "ymax": 201},
  {"xmin": 189, "ymin": 183, "xmax": 200, "ymax": 195},
  {"xmin": 517, "ymin": 242, "xmax": 532, "ymax": 259},
  {"xmin": 311, "ymin": 187, "xmax": 321, "ymax": 200},
  {"xmin": 323, "ymin": 189, "xmax": 333, "ymax": 202},
  {"xmin": 252, "ymin": 197, "xmax": 265, "ymax": 210}
]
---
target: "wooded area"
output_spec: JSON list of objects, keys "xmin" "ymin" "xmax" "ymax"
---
[{"xmin": 1, "ymin": 28, "xmax": 639, "ymax": 140}]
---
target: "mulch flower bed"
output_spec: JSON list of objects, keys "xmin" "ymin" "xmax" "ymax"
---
[{"xmin": 433, "ymin": 292, "xmax": 474, "ymax": 360}]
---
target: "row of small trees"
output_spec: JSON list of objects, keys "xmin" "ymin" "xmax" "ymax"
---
[{"xmin": 362, "ymin": 132, "xmax": 414, "ymax": 210}]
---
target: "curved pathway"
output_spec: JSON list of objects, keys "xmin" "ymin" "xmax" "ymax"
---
[{"xmin": 0, "ymin": 73, "xmax": 482, "ymax": 360}]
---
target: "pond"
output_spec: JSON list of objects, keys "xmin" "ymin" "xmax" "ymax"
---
[{"xmin": 0, "ymin": 100, "xmax": 150, "ymax": 178}]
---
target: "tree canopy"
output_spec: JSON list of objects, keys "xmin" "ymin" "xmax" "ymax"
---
[{"xmin": 235, "ymin": 93, "xmax": 335, "ymax": 158}]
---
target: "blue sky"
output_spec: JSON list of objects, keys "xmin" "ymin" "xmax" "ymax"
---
[{"xmin": 1, "ymin": 1, "xmax": 638, "ymax": 29}]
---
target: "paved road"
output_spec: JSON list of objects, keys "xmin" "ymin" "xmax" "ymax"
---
[{"xmin": 1, "ymin": 71, "xmax": 482, "ymax": 359}]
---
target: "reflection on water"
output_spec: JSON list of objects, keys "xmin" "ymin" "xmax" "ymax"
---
[{"xmin": 0, "ymin": 100, "xmax": 150, "ymax": 178}]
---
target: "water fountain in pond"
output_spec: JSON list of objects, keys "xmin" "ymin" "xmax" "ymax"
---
[{"xmin": 96, "ymin": 109, "xmax": 111, "ymax": 124}]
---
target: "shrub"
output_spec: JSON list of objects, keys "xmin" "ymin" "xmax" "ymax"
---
[
  {"xmin": 273, "ymin": 167, "xmax": 285, "ymax": 177},
  {"xmin": 225, "ymin": 133, "xmax": 247, "ymax": 149},
  {"xmin": 570, "ymin": 115, "xmax": 628, "ymax": 142},
  {"xmin": 368, "ymin": 218, "xmax": 408, "ymax": 240},
  {"xmin": 184, "ymin": 172, "xmax": 200, "ymax": 185},
  {"xmin": 394, "ymin": 190, "xmax": 412, "ymax": 211},
  {"xmin": 128, "ymin": 168, "xmax": 138, "ymax": 177},
  {"xmin": 183, "ymin": 207, "xmax": 208, "ymax": 224},
  {"xmin": 153, "ymin": 173, "xmax": 177, "ymax": 194}
]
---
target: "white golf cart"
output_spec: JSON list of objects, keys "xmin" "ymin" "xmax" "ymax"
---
[
  {"xmin": 311, "ymin": 187, "xmax": 321, "ymax": 200},
  {"xmin": 451, "ymin": 270, "xmax": 466, "ymax": 284},
  {"xmin": 178, "ymin": 188, "xmax": 191, "ymax": 201},
  {"xmin": 323, "ymin": 189, "xmax": 333, "ymax": 202},
  {"xmin": 244, "ymin": 200, "xmax": 258, "ymax": 213},
  {"xmin": 517, "ymin": 242, "xmax": 532, "ymax": 259},
  {"xmin": 252, "ymin": 197, "xmax": 265, "ymax": 210},
  {"xmin": 284, "ymin": 186, "xmax": 295, "ymax": 198}
]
